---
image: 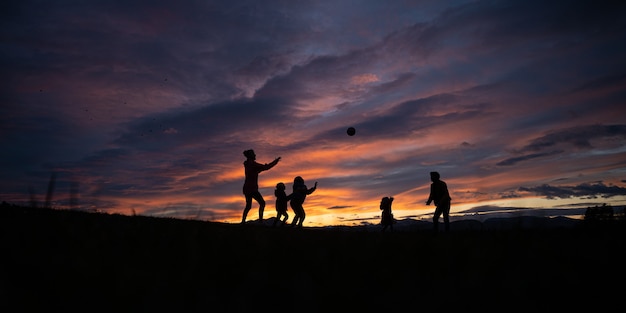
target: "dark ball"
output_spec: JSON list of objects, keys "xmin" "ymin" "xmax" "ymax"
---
[{"xmin": 347, "ymin": 127, "xmax": 356, "ymax": 136}]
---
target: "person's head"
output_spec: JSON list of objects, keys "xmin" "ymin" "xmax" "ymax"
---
[
  {"xmin": 294, "ymin": 176, "xmax": 304, "ymax": 184},
  {"xmin": 276, "ymin": 182, "xmax": 285, "ymax": 190},
  {"xmin": 430, "ymin": 171, "xmax": 440, "ymax": 182},
  {"xmin": 243, "ymin": 149, "xmax": 256, "ymax": 159}
]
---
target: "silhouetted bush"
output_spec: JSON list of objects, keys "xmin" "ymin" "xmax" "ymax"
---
[{"xmin": 584, "ymin": 203, "xmax": 615, "ymax": 221}]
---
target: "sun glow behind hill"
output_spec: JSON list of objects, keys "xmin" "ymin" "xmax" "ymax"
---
[{"xmin": 216, "ymin": 196, "xmax": 626, "ymax": 227}]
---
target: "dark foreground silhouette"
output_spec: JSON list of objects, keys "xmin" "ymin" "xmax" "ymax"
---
[{"xmin": 2, "ymin": 203, "xmax": 625, "ymax": 312}]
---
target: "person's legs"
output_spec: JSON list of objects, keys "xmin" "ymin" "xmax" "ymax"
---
[
  {"xmin": 250, "ymin": 191, "xmax": 265, "ymax": 221},
  {"xmin": 297, "ymin": 210, "xmax": 306, "ymax": 227},
  {"xmin": 290, "ymin": 203, "xmax": 302, "ymax": 226},
  {"xmin": 242, "ymin": 194, "xmax": 253, "ymax": 223},
  {"xmin": 442, "ymin": 203, "xmax": 451, "ymax": 232},
  {"xmin": 433, "ymin": 206, "xmax": 443, "ymax": 233}
]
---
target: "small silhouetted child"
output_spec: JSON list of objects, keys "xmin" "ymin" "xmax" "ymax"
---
[
  {"xmin": 273, "ymin": 182, "xmax": 291, "ymax": 227},
  {"xmin": 290, "ymin": 176, "xmax": 317, "ymax": 228},
  {"xmin": 380, "ymin": 196, "xmax": 394, "ymax": 232}
]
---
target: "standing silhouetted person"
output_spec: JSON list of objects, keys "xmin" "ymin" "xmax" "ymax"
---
[
  {"xmin": 426, "ymin": 171, "xmax": 451, "ymax": 233},
  {"xmin": 273, "ymin": 182, "xmax": 291, "ymax": 227},
  {"xmin": 380, "ymin": 196, "xmax": 395, "ymax": 232},
  {"xmin": 290, "ymin": 176, "xmax": 317, "ymax": 227},
  {"xmin": 241, "ymin": 149, "xmax": 281, "ymax": 224}
]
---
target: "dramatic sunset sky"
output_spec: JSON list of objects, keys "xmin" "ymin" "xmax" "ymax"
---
[{"xmin": 2, "ymin": 0, "xmax": 626, "ymax": 226}]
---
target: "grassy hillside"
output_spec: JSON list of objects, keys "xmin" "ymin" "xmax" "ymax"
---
[{"xmin": 1, "ymin": 203, "xmax": 625, "ymax": 312}]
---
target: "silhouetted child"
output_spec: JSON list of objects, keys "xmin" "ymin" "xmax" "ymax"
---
[
  {"xmin": 290, "ymin": 176, "xmax": 317, "ymax": 228},
  {"xmin": 380, "ymin": 196, "xmax": 395, "ymax": 232},
  {"xmin": 273, "ymin": 182, "xmax": 291, "ymax": 227}
]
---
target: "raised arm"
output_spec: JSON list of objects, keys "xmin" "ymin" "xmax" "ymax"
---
[
  {"xmin": 260, "ymin": 156, "xmax": 281, "ymax": 172},
  {"xmin": 307, "ymin": 182, "xmax": 318, "ymax": 194}
]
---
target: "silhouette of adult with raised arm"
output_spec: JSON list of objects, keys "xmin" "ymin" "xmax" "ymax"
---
[
  {"xmin": 380, "ymin": 196, "xmax": 395, "ymax": 232},
  {"xmin": 426, "ymin": 171, "xmax": 451, "ymax": 233},
  {"xmin": 290, "ymin": 176, "xmax": 317, "ymax": 228},
  {"xmin": 273, "ymin": 182, "xmax": 291, "ymax": 227},
  {"xmin": 241, "ymin": 149, "xmax": 281, "ymax": 224}
]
